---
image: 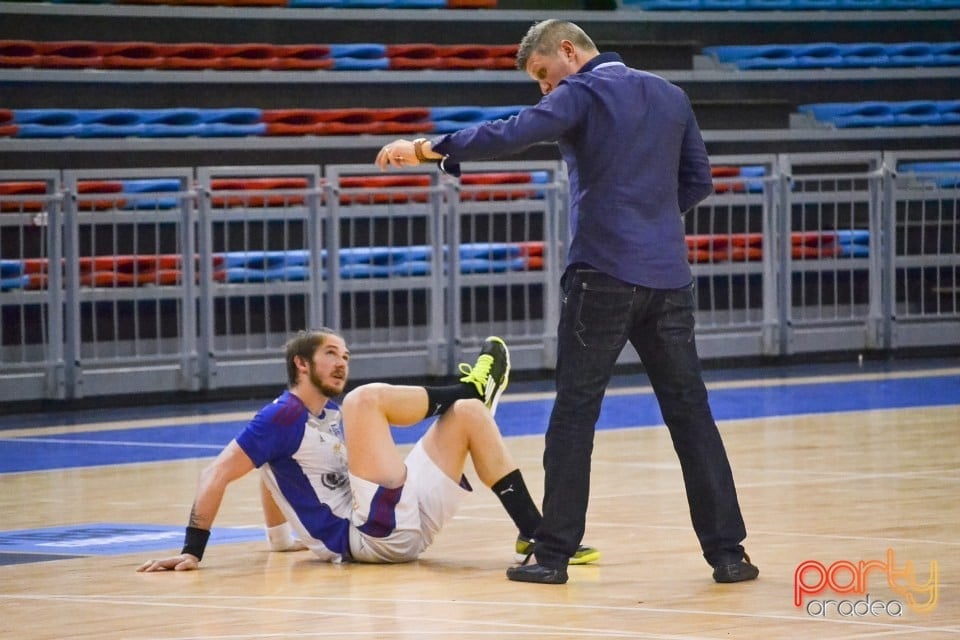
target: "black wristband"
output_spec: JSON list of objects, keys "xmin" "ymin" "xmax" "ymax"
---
[{"xmin": 182, "ymin": 526, "xmax": 211, "ymax": 561}]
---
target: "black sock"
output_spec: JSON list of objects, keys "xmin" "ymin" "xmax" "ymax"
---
[
  {"xmin": 423, "ymin": 382, "xmax": 480, "ymax": 418},
  {"xmin": 491, "ymin": 469, "xmax": 541, "ymax": 540}
]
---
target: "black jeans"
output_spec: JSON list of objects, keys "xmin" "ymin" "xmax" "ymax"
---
[{"xmin": 533, "ymin": 267, "xmax": 748, "ymax": 569}]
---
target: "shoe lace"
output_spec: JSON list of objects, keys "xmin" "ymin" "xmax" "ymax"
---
[{"xmin": 458, "ymin": 354, "xmax": 494, "ymax": 393}]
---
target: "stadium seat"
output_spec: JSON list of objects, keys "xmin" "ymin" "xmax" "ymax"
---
[
  {"xmin": 0, "ymin": 40, "xmax": 44, "ymax": 67},
  {"xmin": 898, "ymin": 161, "xmax": 960, "ymax": 187},
  {"xmin": 704, "ymin": 41, "xmax": 960, "ymax": 70},
  {"xmin": 102, "ymin": 42, "xmax": 168, "ymax": 69},
  {"xmin": 800, "ymin": 100, "xmax": 960, "ymax": 127}
]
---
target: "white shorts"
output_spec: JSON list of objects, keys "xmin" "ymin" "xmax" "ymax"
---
[{"xmin": 347, "ymin": 440, "xmax": 470, "ymax": 563}]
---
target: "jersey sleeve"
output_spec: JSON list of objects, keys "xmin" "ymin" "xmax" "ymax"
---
[{"xmin": 235, "ymin": 398, "xmax": 306, "ymax": 468}]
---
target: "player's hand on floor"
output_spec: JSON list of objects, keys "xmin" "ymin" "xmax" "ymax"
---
[
  {"xmin": 268, "ymin": 536, "xmax": 308, "ymax": 552},
  {"xmin": 274, "ymin": 538, "xmax": 308, "ymax": 552},
  {"xmin": 137, "ymin": 553, "xmax": 199, "ymax": 572}
]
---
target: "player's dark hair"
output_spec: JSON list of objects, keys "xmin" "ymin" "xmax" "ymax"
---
[
  {"xmin": 516, "ymin": 20, "xmax": 597, "ymax": 71},
  {"xmin": 284, "ymin": 328, "xmax": 342, "ymax": 387}
]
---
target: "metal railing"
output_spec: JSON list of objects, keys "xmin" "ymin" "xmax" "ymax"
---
[{"xmin": 1, "ymin": 153, "xmax": 957, "ymax": 402}]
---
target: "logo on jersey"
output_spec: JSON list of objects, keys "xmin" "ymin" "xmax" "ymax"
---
[{"xmin": 321, "ymin": 472, "xmax": 349, "ymax": 491}]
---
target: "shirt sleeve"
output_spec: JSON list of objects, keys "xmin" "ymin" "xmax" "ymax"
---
[
  {"xmin": 235, "ymin": 404, "xmax": 304, "ymax": 468},
  {"xmin": 431, "ymin": 81, "xmax": 588, "ymax": 175},
  {"xmin": 677, "ymin": 106, "xmax": 714, "ymax": 213}
]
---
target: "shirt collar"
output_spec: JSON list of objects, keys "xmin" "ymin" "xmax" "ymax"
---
[{"xmin": 578, "ymin": 52, "xmax": 625, "ymax": 74}]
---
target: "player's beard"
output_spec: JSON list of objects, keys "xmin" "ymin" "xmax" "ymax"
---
[{"xmin": 308, "ymin": 363, "xmax": 345, "ymax": 398}]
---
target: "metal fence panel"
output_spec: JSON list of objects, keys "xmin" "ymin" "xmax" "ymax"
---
[
  {"xmin": 324, "ymin": 164, "xmax": 446, "ymax": 380},
  {"xmin": 447, "ymin": 161, "xmax": 565, "ymax": 372},
  {"xmin": 61, "ymin": 168, "xmax": 196, "ymax": 398},
  {"xmin": 688, "ymin": 155, "xmax": 780, "ymax": 359},
  {"xmin": 2, "ymin": 153, "xmax": 957, "ymax": 403},
  {"xmin": 779, "ymin": 153, "xmax": 884, "ymax": 354},
  {"xmin": 196, "ymin": 166, "xmax": 323, "ymax": 390},
  {"xmin": 0, "ymin": 171, "xmax": 64, "ymax": 402},
  {"xmin": 884, "ymin": 151, "xmax": 960, "ymax": 349}
]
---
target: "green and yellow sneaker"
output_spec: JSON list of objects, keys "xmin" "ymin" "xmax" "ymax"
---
[
  {"xmin": 514, "ymin": 535, "xmax": 601, "ymax": 565},
  {"xmin": 458, "ymin": 336, "xmax": 510, "ymax": 416}
]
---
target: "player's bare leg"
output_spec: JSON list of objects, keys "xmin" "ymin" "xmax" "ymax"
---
[{"xmin": 341, "ymin": 383, "xmax": 430, "ymax": 488}]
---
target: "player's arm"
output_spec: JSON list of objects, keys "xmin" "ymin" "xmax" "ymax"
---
[
  {"xmin": 260, "ymin": 477, "xmax": 307, "ymax": 552},
  {"xmin": 137, "ymin": 440, "xmax": 255, "ymax": 572}
]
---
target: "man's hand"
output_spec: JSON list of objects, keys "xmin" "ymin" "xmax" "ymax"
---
[
  {"xmin": 137, "ymin": 553, "xmax": 200, "ymax": 572},
  {"xmin": 376, "ymin": 139, "xmax": 416, "ymax": 171}
]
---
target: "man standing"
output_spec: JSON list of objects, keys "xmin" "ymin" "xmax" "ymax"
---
[{"xmin": 375, "ymin": 20, "xmax": 758, "ymax": 586}]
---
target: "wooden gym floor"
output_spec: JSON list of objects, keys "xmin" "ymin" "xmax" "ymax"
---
[{"xmin": 1, "ymin": 357, "xmax": 958, "ymax": 639}]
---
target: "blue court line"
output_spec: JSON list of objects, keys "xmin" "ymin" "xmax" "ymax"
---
[
  {"xmin": 0, "ymin": 523, "xmax": 263, "ymax": 557},
  {"xmin": 0, "ymin": 374, "xmax": 957, "ymax": 474}
]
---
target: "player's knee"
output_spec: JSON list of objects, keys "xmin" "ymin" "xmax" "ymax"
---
[
  {"xmin": 447, "ymin": 398, "xmax": 493, "ymax": 431},
  {"xmin": 342, "ymin": 382, "xmax": 389, "ymax": 413}
]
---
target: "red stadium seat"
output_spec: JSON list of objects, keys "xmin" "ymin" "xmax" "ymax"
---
[
  {"xmin": 263, "ymin": 108, "xmax": 432, "ymax": 136},
  {"xmin": 0, "ymin": 180, "xmax": 47, "ymax": 212},
  {"xmin": 460, "ymin": 172, "xmax": 539, "ymax": 200},
  {"xmin": 38, "ymin": 41, "xmax": 106, "ymax": 69},
  {"xmin": 711, "ymin": 165, "xmax": 742, "ymax": 177},
  {"xmin": 158, "ymin": 43, "xmax": 224, "ymax": 70},
  {"xmin": 730, "ymin": 233, "xmax": 764, "ymax": 247},
  {"xmin": 101, "ymin": 42, "xmax": 166, "ymax": 69},
  {"xmin": 446, "ymin": 0, "xmax": 498, "ymax": 7},
  {"xmin": 218, "ymin": 44, "xmax": 281, "ymax": 70},
  {"xmin": 337, "ymin": 175, "xmax": 431, "ymax": 205},
  {"xmin": 791, "ymin": 231, "xmax": 838, "ymax": 247},
  {"xmin": 210, "ymin": 177, "xmax": 309, "ymax": 208},
  {"xmin": 791, "ymin": 245, "xmax": 843, "ymax": 259},
  {"xmin": 386, "ymin": 44, "xmax": 442, "ymax": 70},
  {"xmin": 0, "ymin": 40, "xmax": 44, "ymax": 68},
  {"xmin": 273, "ymin": 45, "xmax": 334, "ymax": 70},
  {"xmin": 76, "ymin": 180, "xmax": 125, "ymax": 210}
]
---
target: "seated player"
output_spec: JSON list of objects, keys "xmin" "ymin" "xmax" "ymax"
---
[{"xmin": 138, "ymin": 329, "xmax": 599, "ymax": 570}]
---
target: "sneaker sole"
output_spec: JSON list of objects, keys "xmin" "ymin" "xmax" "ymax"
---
[
  {"xmin": 484, "ymin": 336, "xmax": 510, "ymax": 416},
  {"xmin": 513, "ymin": 549, "xmax": 600, "ymax": 565}
]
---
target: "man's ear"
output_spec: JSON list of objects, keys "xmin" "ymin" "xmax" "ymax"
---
[{"xmin": 293, "ymin": 354, "xmax": 309, "ymax": 372}]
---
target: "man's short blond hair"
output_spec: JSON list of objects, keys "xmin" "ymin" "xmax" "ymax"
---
[{"xmin": 516, "ymin": 20, "xmax": 598, "ymax": 71}]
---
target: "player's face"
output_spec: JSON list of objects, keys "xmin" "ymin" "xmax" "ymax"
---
[
  {"xmin": 307, "ymin": 335, "xmax": 349, "ymax": 398},
  {"xmin": 525, "ymin": 41, "xmax": 580, "ymax": 96}
]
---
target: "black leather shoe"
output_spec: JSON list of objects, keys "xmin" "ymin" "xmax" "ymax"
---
[
  {"xmin": 506, "ymin": 562, "xmax": 569, "ymax": 585},
  {"xmin": 713, "ymin": 553, "xmax": 759, "ymax": 583}
]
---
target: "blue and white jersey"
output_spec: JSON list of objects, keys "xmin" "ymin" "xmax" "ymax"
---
[{"xmin": 236, "ymin": 390, "xmax": 353, "ymax": 562}]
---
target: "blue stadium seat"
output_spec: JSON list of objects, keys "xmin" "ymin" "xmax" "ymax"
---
[
  {"xmin": 13, "ymin": 109, "xmax": 81, "ymax": 125},
  {"xmin": 700, "ymin": 0, "xmax": 747, "ymax": 8},
  {"xmin": 932, "ymin": 43, "xmax": 960, "ymax": 66},
  {"xmin": 0, "ymin": 260, "xmax": 24, "ymax": 278},
  {"xmin": 893, "ymin": 100, "xmax": 942, "ymax": 126},
  {"xmin": 840, "ymin": 43, "xmax": 891, "ymax": 67},
  {"xmin": 799, "ymin": 100, "xmax": 959, "ymax": 128},
  {"xmin": 793, "ymin": 44, "xmax": 845, "ymax": 68},
  {"xmin": 898, "ymin": 161, "xmax": 960, "ymax": 187},
  {"xmin": 0, "ymin": 275, "xmax": 30, "ymax": 292},
  {"xmin": 621, "ymin": 0, "xmax": 700, "ymax": 8},
  {"xmin": 939, "ymin": 100, "xmax": 960, "ymax": 124},
  {"xmin": 798, "ymin": 102, "xmax": 896, "ymax": 127},
  {"xmin": 743, "ymin": 0, "xmax": 795, "ymax": 7},
  {"xmin": 328, "ymin": 44, "xmax": 388, "ymax": 59},
  {"xmin": 331, "ymin": 57, "xmax": 391, "ymax": 70},
  {"xmin": 121, "ymin": 179, "xmax": 181, "ymax": 210},
  {"xmin": 886, "ymin": 42, "xmax": 937, "ymax": 67},
  {"xmin": 287, "ymin": 0, "xmax": 350, "ymax": 6}
]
